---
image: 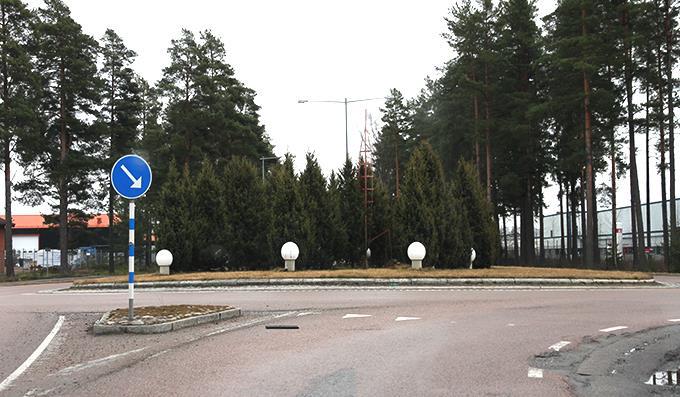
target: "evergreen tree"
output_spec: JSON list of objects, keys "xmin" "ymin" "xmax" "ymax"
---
[
  {"xmin": 191, "ymin": 160, "xmax": 225, "ymax": 269},
  {"xmin": 99, "ymin": 28, "xmax": 142, "ymax": 273},
  {"xmin": 326, "ymin": 171, "xmax": 347, "ymax": 265},
  {"xmin": 156, "ymin": 162, "xmax": 194, "ymax": 272},
  {"xmin": 454, "ymin": 159, "xmax": 498, "ymax": 267},
  {"xmin": 396, "ymin": 142, "xmax": 447, "ymax": 266},
  {"xmin": 17, "ymin": 0, "xmax": 102, "ymax": 272},
  {"xmin": 159, "ymin": 29, "xmax": 271, "ymax": 172},
  {"xmin": 337, "ymin": 159, "xmax": 364, "ymax": 266},
  {"xmin": 0, "ymin": 0, "xmax": 37, "ymax": 277},
  {"xmin": 266, "ymin": 154, "xmax": 303, "ymax": 266},
  {"xmin": 438, "ymin": 182, "xmax": 473, "ymax": 268},
  {"xmin": 298, "ymin": 153, "xmax": 333, "ymax": 268},
  {"xmin": 222, "ymin": 157, "xmax": 271, "ymax": 269},
  {"xmin": 367, "ymin": 179, "xmax": 394, "ymax": 267},
  {"xmin": 373, "ymin": 89, "xmax": 413, "ymax": 197}
]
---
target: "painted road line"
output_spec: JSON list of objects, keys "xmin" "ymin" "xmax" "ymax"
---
[
  {"xmin": 206, "ymin": 311, "xmax": 296, "ymax": 337},
  {"xmin": 668, "ymin": 319, "xmax": 680, "ymax": 322},
  {"xmin": 599, "ymin": 325, "xmax": 628, "ymax": 333},
  {"xmin": 55, "ymin": 347, "xmax": 147, "ymax": 376},
  {"xmin": 342, "ymin": 314, "xmax": 372, "ymax": 319},
  {"xmin": 527, "ymin": 367, "xmax": 543, "ymax": 378},
  {"xmin": 549, "ymin": 341, "xmax": 571, "ymax": 352},
  {"xmin": 395, "ymin": 317, "xmax": 421, "ymax": 322},
  {"xmin": 297, "ymin": 312, "xmax": 316, "ymax": 317},
  {"xmin": 0, "ymin": 316, "xmax": 65, "ymax": 392},
  {"xmin": 507, "ymin": 323, "xmax": 516, "ymax": 327}
]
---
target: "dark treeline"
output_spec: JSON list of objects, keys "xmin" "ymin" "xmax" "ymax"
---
[
  {"xmin": 1, "ymin": 0, "xmax": 678, "ymax": 275},
  {"xmin": 373, "ymin": 0, "xmax": 679, "ymax": 271}
]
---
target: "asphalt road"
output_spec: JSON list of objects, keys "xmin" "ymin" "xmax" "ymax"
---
[{"xmin": 1, "ymin": 277, "xmax": 680, "ymax": 396}]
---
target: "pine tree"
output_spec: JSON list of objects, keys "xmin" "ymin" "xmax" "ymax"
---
[
  {"xmin": 438, "ymin": 182, "xmax": 473, "ymax": 268},
  {"xmin": 17, "ymin": 0, "xmax": 102, "ymax": 272},
  {"xmin": 373, "ymin": 89, "xmax": 413, "ymax": 197},
  {"xmin": 159, "ymin": 29, "xmax": 271, "ymax": 172},
  {"xmin": 222, "ymin": 157, "xmax": 271, "ymax": 269},
  {"xmin": 0, "ymin": 0, "xmax": 37, "ymax": 277},
  {"xmin": 100, "ymin": 28, "xmax": 142, "ymax": 273}
]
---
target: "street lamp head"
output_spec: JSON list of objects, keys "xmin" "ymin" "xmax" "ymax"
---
[{"xmin": 407, "ymin": 242, "xmax": 426, "ymax": 261}]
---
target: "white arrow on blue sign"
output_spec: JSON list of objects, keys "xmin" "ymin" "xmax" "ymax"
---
[{"xmin": 110, "ymin": 155, "xmax": 152, "ymax": 200}]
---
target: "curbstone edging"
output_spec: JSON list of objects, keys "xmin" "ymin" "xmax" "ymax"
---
[
  {"xmin": 75, "ymin": 277, "xmax": 658, "ymax": 291},
  {"xmin": 93, "ymin": 308, "xmax": 241, "ymax": 335}
]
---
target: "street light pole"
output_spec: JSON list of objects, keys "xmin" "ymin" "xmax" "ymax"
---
[
  {"xmin": 344, "ymin": 98, "xmax": 349, "ymax": 162},
  {"xmin": 298, "ymin": 97, "xmax": 385, "ymax": 162},
  {"xmin": 260, "ymin": 156, "xmax": 279, "ymax": 180}
]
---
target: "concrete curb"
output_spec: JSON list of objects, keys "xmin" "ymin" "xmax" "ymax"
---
[
  {"xmin": 93, "ymin": 307, "xmax": 241, "ymax": 335},
  {"xmin": 74, "ymin": 277, "xmax": 658, "ymax": 290}
]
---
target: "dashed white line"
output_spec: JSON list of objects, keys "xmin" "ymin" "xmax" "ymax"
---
[
  {"xmin": 527, "ymin": 367, "xmax": 543, "ymax": 378},
  {"xmin": 668, "ymin": 319, "xmax": 680, "ymax": 322},
  {"xmin": 55, "ymin": 347, "xmax": 147, "ymax": 375},
  {"xmin": 548, "ymin": 341, "xmax": 571, "ymax": 351},
  {"xmin": 507, "ymin": 323, "xmax": 516, "ymax": 327},
  {"xmin": 395, "ymin": 317, "xmax": 421, "ymax": 322},
  {"xmin": 296, "ymin": 312, "xmax": 317, "ymax": 317},
  {"xmin": 342, "ymin": 314, "xmax": 372, "ymax": 319},
  {"xmin": 0, "ymin": 315, "xmax": 65, "ymax": 392},
  {"xmin": 599, "ymin": 325, "xmax": 628, "ymax": 333}
]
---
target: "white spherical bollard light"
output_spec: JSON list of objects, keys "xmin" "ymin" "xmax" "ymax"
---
[
  {"xmin": 156, "ymin": 249, "xmax": 173, "ymax": 275},
  {"xmin": 469, "ymin": 248, "xmax": 477, "ymax": 269},
  {"xmin": 407, "ymin": 242, "xmax": 426, "ymax": 269},
  {"xmin": 281, "ymin": 242, "xmax": 299, "ymax": 272}
]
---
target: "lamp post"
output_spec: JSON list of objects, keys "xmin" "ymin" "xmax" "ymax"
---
[
  {"xmin": 260, "ymin": 156, "xmax": 279, "ymax": 180},
  {"xmin": 297, "ymin": 97, "xmax": 384, "ymax": 161}
]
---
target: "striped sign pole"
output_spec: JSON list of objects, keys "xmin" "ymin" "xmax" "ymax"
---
[{"xmin": 128, "ymin": 201, "xmax": 135, "ymax": 321}]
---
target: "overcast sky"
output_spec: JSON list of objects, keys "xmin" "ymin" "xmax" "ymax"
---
[{"xmin": 9, "ymin": 0, "xmax": 676, "ymax": 221}]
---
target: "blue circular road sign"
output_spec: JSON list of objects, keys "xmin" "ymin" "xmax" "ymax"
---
[{"xmin": 111, "ymin": 155, "xmax": 152, "ymax": 200}]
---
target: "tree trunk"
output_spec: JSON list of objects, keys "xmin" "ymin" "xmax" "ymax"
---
[
  {"xmin": 502, "ymin": 213, "xmax": 508, "ymax": 259},
  {"xmin": 582, "ymin": 6, "xmax": 596, "ymax": 268},
  {"xmin": 657, "ymin": 45, "xmax": 670, "ymax": 270},
  {"xmin": 520, "ymin": 178, "xmax": 535, "ymax": 264},
  {"xmin": 539, "ymin": 189, "xmax": 545, "ymax": 265},
  {"xmin": 1, "ymin": 4, "xmax": 13, "ymax": 278},
  {"xmin": 665, "ymin": 0, "xmax": 677, "ymax": 244},
  {"xmin": 580, "ymin": 180, "xmax": 587, "ymax": 267},
  {"xmin": 570, "ymin": 182, "xmax": 579, "ymax": 264},
  {"xmin": 646, "ymin": 81, "xmax": 652, "ymax": 250},
  {"xmin": 484, "ymin": 63, "xmax": 492, "ymax": 203},
  {"xmin": 559, "ymin": 182, "xmax": 566, "ymax": 262},
  {"xmin": 513, "ymin": 210, "xmax": 519, "ymax": 262},
  {"xmin": 59, "ymin": 61, "xmax": 69, "ymax": 272},
  {"xmin": 4, "ymin": 137, "xmax": 13, "ymax": 278},
  {"xmin": 622, "ymin": 3, "xmax": 646, "ymax": 268},
  {"xmin": 611, "ymin": 138, "xmax": 617, "ymax": 269}
]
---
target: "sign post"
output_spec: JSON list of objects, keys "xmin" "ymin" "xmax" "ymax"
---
[{"xmin": 111, "ymin": 155, "xmax": 152, "ymax": 321}]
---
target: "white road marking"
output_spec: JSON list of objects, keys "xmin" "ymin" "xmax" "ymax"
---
[
  {"xmin": 450, "ymin": 321, "xmax": 457, "ymax": 324},
  {"xmin": 527, "ymin": 367, "xmax": 543, "ymax": 378},
  {"xmin": 296, "ymin": 312, "xmax": 316, "ymax": 317},
  {"xmin": 507, "ymin": 323, "xmax": 516, "ymax": 327},
  {"xmin": 342, "ymin": 314, "xmax": 372, "ymax": 319},
  {"xmin": 548, "ymin": 341, "xmax": 571, "ymax": 351},
  {"xmin": 668, "ymin": 319, "xmax": 680, "ymax": 322},
  {"xmin": 395, "ymin": 317, "xmax": 421, "ymax": 322},
  {"xmin": 55, "ymin": 347, "xmax": 147, "ymax": 375},
  {"xmin": 206, "ymin": 311, "xmax": 296, "ymax": 337},
  {"xmin": 0, "ymin": 315, "xmax": 65, "ymax": 392},
  {"xmin": 599, "ymin": 325, "xmax": 628, "ymax": 332}
]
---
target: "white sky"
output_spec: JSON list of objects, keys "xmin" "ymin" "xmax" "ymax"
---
[{"xmin": 8, "ymin": 0, "xmax": 677, "ymax": 222}]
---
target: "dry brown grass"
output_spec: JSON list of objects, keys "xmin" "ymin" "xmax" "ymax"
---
[
  {"xmin": 75, "ymin": 266, "xmax": 651, "ymax": 285},
  {"xmin": 107, "ymin": 304, "xmax": 232, "ymax": 323}
]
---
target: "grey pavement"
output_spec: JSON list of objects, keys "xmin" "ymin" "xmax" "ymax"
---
[{"xmin": 1, "ymin": 275, "xmax": 680, "ymax": 396}]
